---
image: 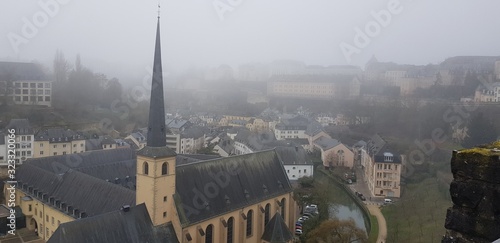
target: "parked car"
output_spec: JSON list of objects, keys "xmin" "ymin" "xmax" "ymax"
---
[
  {"xmin": 384, "ymin": 198, "xmax": 393, "ymax": 204},
  {"xmin": 295, "ymin": 222, "xmax": 303, "ymax": 226},
  {"xmin": 307, "ymin": 204, "xmax": 318, "ymax": 209},
  {"xmin": 303, "ymin": 213, "xmax": 313, "ymax": 218},
  {"xmin": 295, "ymin": 225, "xmax": 302, "ymax": 230},
  {"xmin": 358, "ymin": 194, "xmax": 366, "ymax": 201},
  {"xmin": 298, "ymin": 216, "xmax": 310, "ymax": 222},
  {"xmin": 302, "ymin": 215, "xmax": 310, "ymax": 220},
  {"xmin": 295, "ymin": 229, "xmax": 303, "ymax": 235}
]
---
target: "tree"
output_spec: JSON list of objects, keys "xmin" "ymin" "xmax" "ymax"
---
[
  {"xmin": 306, "ymin": 219, "xmax": 368, "ymax": 243},
  {"xmin": 53, "ymin": 49, "xmax": 70, "ymax": 84},
  {"xmin": 463, "ymin": 112, "xmax": 498, "ymax": 148}
]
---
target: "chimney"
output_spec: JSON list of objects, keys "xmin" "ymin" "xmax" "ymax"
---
[{"xmin": 121, "ymin": 205, "xmax": 131, "ymax": 212}]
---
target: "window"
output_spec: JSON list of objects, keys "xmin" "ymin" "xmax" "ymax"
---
[
  {"xmin": 205, "ymin": 224, "xmax": 213, "ymax": 243},
  {"xmin": 163, "ymin": 212, "xmax": 166, "ymax": 218},
  {"xmin": 35, "ymin": 208, "xmax": 37, "ymax": 215},
  {"xmin": 53, "ymin": 145, "xmax": 57, "ymax": 148},
  {"xmin": 264, "ymin": 203, "xmax": 271, "ymax": 225},
  {"xmin": 23, "ymin": 96, "xmax": 29, "ymax": 101},
  {"xmin": 163, "ymin": 196, "xmax": 167, "ymax": 202},
  {"xmin": 39, "ymin": 211, "xmax": 42, "ymax": 218},
  {"xmin": 227, "ymin": 217, "xmax": 234, "ymax": 243},
  {"xmin": 143, "ymin": 162, "xmax": 149, "ymax": 175},
  {"xmin": 63, "ymin": 152, "xmax": 66, "ymax": 155},
  {"xmin": 46, "ymin": 228, "xmax": 49, "ymax": 236},
  {"xmin": 40, "ymin": 143, "xmax": 43, "ymax": 147},
  {"xmin": 40, "ymin": 224, "xmax": 43, "ymax": 234},
  {"xmin": 53, "ymin": 152, "xmax": 57, "ymax": 156},
  {"xmin": 51, "ymin": 217, "xmax": 54, "ymax": 225},
  {"xmin": 162, "ymin": 162, "xmax": 168, "ymax": 175},
  {"xmin": 46, "ymin": 215, "xmax": 49, "ymax": 222},
  {"xmin": 45, "ymin": 96, "xmax": 50, "ymax": 101},
  {"xmin": 63, "ymin": 144, "xmax": 66, "ymax": 148},
  {"xmin": 304, "ymin": 169, "xmax": 307, "ymax": 173},
  {"xmin": 281, "ymin": 198, "xmax": 286, "ymax": 220},
  {"xmin": 29, "ymin": 205, "xmax": 32, "ymax": 212},
  {"xmin": 246, "ymin": 210, "xmax": 253, "ymax": 237},
  {"xmin": 40, "ymin": 151, "xmax": 43, "ymax": 155}
]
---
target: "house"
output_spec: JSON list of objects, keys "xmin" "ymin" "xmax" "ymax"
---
[
  {"xmin": 3, "ymin": 119, "xmax": 35, "ymax": 164},
  {"xmin": 9, "ymin": 18, "xmax": 296, "ymax": 243},
  {"xmin": 275, "ymin": 146, "xmax": 314, "ymax": 180},
  {"xmin": 474, "ymin": 82, "xmax": 500, "ymax": 102},
  {"xmin": 365, "ymin": 150, "xmax": 402, "ymax": 198},
  {"xmin": 274, "ymin": 116, "xmax": 309, "ymax": 140},
  {"xmin": 33, "ymin": 128, "xmax": 86, "ymax": 158},
  {"xmin": 313, "ymin": 137, "xmax": 355, "ymax": 169}
]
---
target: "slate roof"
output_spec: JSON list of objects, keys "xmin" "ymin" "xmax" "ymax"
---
[
  {"xmin": 275, "ymin": 116, "xmax": 309, "ymax": 130},
  {"xmin": 25, "ymin": 148, "xmax": 138, "ymax": 189},
  {"xmin": 261, "ymin": 212, "xmax": 294, "ymax": 243},
  {"xmin": 47, "ymin": 204, "xmax": 178, "ymax": 243},
  {"xmin": 146, "ymin": 18, "xmax": 168, "ymax": 147},
  {"xmin": 180, "ymin": 126, "xmax": 206, "ymax": 139},
  {"xmin": 35, "ymin": 128, "xmax": 83, "ymax": 143},
  {"xmin": 165, "ymin": 119, "xmax": 191, "ymax": 130},
  {"xmin": 0, "ymin": 62, "xmax": 47, "ymax": 81},
  {"xmin": 16, "ymin": 163, "xmax": 135, "ymax": 218},
  {"xmin": 137, "ymin": 146, "xmax": 177, "ymax": 158},
  {"xmin": 176, "ymin": 154, "xmax": 221, "ymax": 166},
  {"xmin": 374, "ymin": 151, "xmax": 402, "ymax": 164},
  {"xmin": 313, "ymin": 137, "xmax": 341, "ymax": 150},
  {"xmin": 174, "ymin": 150, "xmax": 292, "ymax": 226},
  {"xmin": 235, "ymin": 130, "xmax": 276, "ymax": 151},
  {"xmin": 273, "ymin": 146, "xmax": 311, "ymax": 165},
  {"xmin": 5, "ymin": 119, "xmax": 33, "ymax": 135},
  {"xmin": 305, "ymin": 121, "xmax": 324, "ymax": 136}
]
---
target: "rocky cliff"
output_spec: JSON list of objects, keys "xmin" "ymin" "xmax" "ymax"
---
[{"xmin": 442, "ymin": 141, "xmax": 500, "ymax": 243}]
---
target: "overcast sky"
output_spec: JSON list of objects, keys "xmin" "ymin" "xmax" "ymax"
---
[{"xmin": 1, "ymin": 0, "xmax": 500, "ymax": 83}]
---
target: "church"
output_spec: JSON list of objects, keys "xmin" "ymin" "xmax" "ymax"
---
[{"xmin": 8, "ymin": 15, "xmax": 297, "ymax": 243}]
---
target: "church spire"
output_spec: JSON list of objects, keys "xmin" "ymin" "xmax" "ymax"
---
[{"xmin": 146, "ymin": 17, "xmax": 167, "ymax": 147}]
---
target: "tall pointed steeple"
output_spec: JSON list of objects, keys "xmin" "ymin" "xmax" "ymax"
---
[{"xmin": 146, "ymin": 17, "xmax": 167, "ymax": 147}]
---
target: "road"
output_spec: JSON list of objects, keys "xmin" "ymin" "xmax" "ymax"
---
[{"xmin": 367, "ymin": 204, "xmax": 387, "ymax": 243}]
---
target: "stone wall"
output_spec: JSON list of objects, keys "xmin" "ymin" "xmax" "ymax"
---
[{"xmin": 442, "ymin": 142, "xmax": 500, "ymax": 243}]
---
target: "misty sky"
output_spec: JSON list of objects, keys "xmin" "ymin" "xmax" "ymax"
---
[{"xmin": 1, "ymin": 0, "xmax": 500, "ymax": 83}]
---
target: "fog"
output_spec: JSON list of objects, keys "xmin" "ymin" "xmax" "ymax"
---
[{"xmin": 1, "ymin": 0, "xmax": 500, "ymax": 84}]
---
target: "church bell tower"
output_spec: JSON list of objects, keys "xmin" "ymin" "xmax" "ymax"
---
[{"xmin": 136, "ymin": 15, "xmax": 178, "ymax": 227}]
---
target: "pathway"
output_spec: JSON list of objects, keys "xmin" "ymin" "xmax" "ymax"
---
[{"xmin": 367, "ymin": 204, "xmax": 387, "ymax": 243}]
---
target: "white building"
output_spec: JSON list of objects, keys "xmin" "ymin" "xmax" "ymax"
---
[
  {"xmin": 3, "ymin": 119, "xmax": 35, "ymax": 164},
  {"xmin": 0, "ymin": 62, "xmax": 52, "ymax": 107},
  {"xmin": 274, "ymin": 116, "xmax": 309, "ymax": 140}
]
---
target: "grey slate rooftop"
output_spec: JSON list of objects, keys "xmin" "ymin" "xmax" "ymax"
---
[
  {"xmin": 16, "ymin": 163, "xmax": 136, "ymax": 218},
  {"xmin": 5, "ymin": 119, "xmax": 33, "ymax": 135},
  {"xmin": 261, "ymin": 212, "xmax": 294, "ymax": 243},
  {"xmin": 35, "ymin": 128, "xmax": 83, "ymax": 142},
  {"xmin": 313, "ymin": 137, "xmax": 341, "ymax": 150},
  {"xmin": 175, "ymin": 150, "xmax": 292, "ymax": 226},
  {"xmin": 47, "ymin": 204, "xmax": 178, "ymax": 243},
  {"xmin": 0, "ymin": 61, "xmax": 47, "ymax": 81}
]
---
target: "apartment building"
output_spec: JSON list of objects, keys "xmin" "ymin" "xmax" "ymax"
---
[
  {"xmin": 33, "ymin": 128, "xmax": 86, "ymax": 158},
  {"xmin": 365, "ymin": 151, "xmax": 402, "ymax": 198},
  {"xmin": 3, "ymin": 119, "xmax": 35, "ymax": 164}
]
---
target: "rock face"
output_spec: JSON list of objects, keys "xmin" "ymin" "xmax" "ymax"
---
[{"xmin": 442, "ymin": 143, "xmax": 500, "ymax": 243}]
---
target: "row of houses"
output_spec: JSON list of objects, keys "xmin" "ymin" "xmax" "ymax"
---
[{"xmin": 0, "ymin": 118, "xmax": 208, "ymax": 166}]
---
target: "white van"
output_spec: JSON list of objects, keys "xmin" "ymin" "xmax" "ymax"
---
[{"xmin": 384, "ymin": 198, "xmax": 393, "ymax": 203}]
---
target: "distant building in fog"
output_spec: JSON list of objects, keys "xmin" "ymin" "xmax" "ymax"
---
[{"xmin": 0, "ymin": 62, "xmax": 52, "ymax": 107}]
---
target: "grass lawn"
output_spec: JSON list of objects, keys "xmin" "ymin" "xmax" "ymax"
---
[
  {"xmin": 381, "ymin": 178, "xmax": 452, "ymax": 243},
  {"xmin": 368, "ymin": 214, "xmax": 379, "ymax": 243}
]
